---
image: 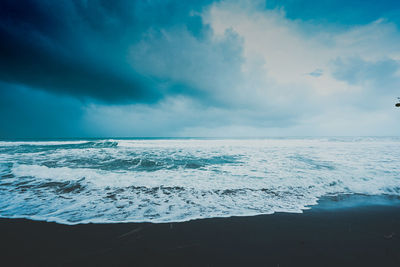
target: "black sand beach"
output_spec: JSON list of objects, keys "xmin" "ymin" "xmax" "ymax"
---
[{"xmin": 1, "ymin": 197, "xmax": 399, "ymax": 267}]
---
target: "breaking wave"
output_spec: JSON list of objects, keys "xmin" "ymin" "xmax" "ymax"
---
[{"xmin": 0, "ymin": 138, "xmax": 399, "ymax": 224}]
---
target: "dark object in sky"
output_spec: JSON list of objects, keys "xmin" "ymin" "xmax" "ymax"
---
[{"xmin": 396, "ymin": 98, "xmax": 400, "ymax": 107}]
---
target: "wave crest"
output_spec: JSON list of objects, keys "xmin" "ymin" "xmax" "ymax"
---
[{"xmin": 0, "ymin": 138, "xmax": 399, "ymax": 224}]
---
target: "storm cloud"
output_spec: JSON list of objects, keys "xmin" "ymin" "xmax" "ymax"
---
[
  {"xmin": 0, "ymin": 0, "xmax": 399, "ymax": 138},
  {"xmin": 0, "ymin": 0, "xmax": 214, "ymax": 102}
]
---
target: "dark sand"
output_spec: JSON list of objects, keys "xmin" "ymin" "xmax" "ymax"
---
[{"xmin": 1, "ymin": 196, "xmax": 399, "ymax": 267}]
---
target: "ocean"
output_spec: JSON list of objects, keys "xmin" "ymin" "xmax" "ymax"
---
[{"xmin": 0, "ymin": 137, "xmax": 399, "ymax": 225}]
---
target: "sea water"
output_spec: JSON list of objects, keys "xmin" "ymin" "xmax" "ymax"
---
[{"xmin": 0, "ymin": 137, "xmax": 399, "ymax": 224}]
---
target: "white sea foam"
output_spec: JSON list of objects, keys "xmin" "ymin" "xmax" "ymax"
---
[
  {"xmin": 0, "ymin": 140, "xmax": 89, "ymax": 146},
  {"xmin": 0, "ymin": 138, "xmax": 399, "ymax": 224}
]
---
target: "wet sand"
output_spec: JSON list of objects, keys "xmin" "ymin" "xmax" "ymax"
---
[{"xmin": 0, "ymin": 197, "xmax": 399, "ymax": 266}]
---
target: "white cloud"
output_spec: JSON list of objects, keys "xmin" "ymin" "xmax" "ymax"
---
[
  {"xmin": 203, "ymin": 1, "xmax": 400, "ymax": 96},
  {"xmin": 201, "ymin": 0, "xmax": 400, "ymax": 134},
  {"xmin": 122, "ymin": 0, "xmax": 400, "ymax": 136}
]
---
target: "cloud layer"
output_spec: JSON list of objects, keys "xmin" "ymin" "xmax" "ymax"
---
[{"xmin": 0, "ymin": 0, "xmax": 399, "ymax": 137}]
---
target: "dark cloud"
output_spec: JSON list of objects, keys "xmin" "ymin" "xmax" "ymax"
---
[
  {"xmin": 0, "ymin": 27, "xmax": 157, "ymax": 102},
  {"xmin": 1, "ymin": 0, "xmax": 399, "ymax": 138},
  {"xmin": 0, "ymin": 0, "xmax": 214, "ymax": 103}
]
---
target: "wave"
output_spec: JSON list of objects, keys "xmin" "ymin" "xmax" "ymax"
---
[
  {"xmin": 0, "ymin": 140, "xmax": 118, "ymax": 147},
  {"xmin": 0, "ymin": 140, "xmax": 118, "ymax": 155},
  {"xmin": 0, "ymin": 138, "xmax": 399, "ymax": 224}
]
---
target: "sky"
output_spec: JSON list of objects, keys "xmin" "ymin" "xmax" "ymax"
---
[{"xmin": 0, "ymin": 0, "xmax": 399, "ymax": 138}]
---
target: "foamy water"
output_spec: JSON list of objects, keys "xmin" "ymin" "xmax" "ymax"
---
[{"xmin": 0, "ymin": 138, "xmax": 399, "ymax": 224}]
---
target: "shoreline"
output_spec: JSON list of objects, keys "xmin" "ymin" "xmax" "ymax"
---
[
  {"xmin": 2, "ymin": 194, "xmax": 399, "ymax": 226},
  {"xmin": 1, "ymin": 195, "xmax": 400, "ymax": 266}
]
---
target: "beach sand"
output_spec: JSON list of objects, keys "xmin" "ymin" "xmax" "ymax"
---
[{"xmin": 1, "ymin": 196, "xmax": 399, "ymax": 266}]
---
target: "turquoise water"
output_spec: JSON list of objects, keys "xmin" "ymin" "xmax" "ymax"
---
[{"xmin": 0, "ymin": 137, "xmax": 399, "ymax": 224}]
